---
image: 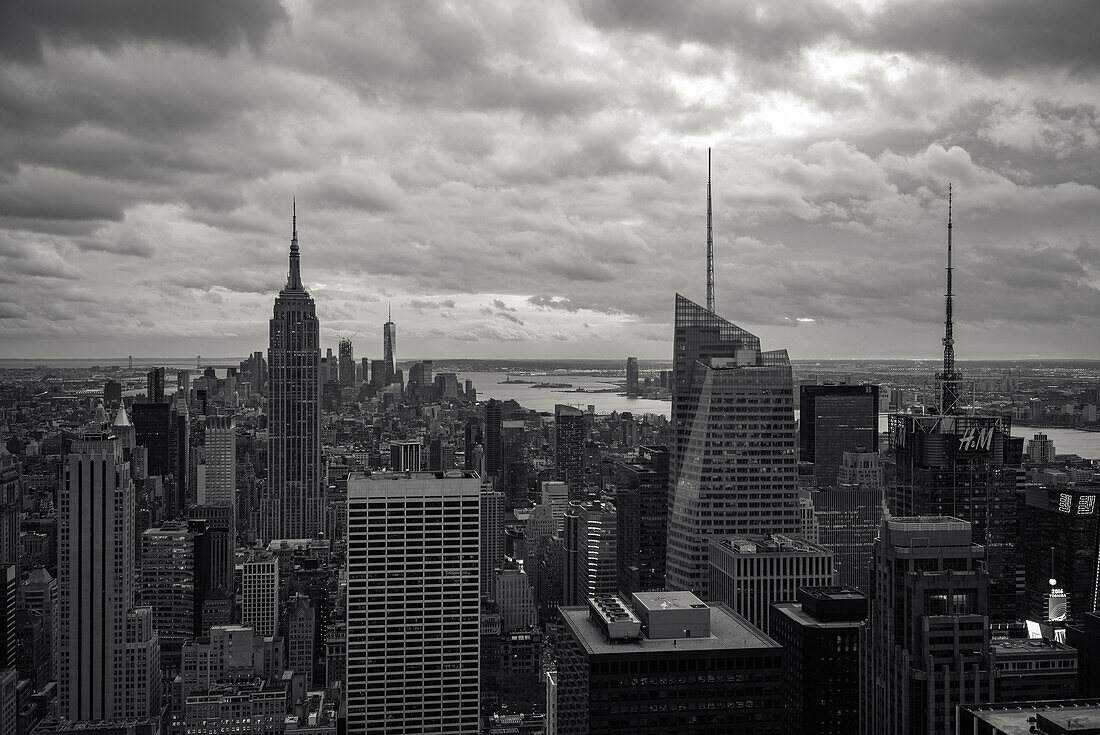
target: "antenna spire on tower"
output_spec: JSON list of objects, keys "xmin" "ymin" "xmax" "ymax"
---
[
  {"xmin": 388, "ymin": 301, "xmax": 392, "ymax": 322},
  {"xmin": 286, "ymin": 199, "xmax": 303, "ymax": 291},
  {"xmin": 937, "ymin": 183, "xmax": 960, "ymax": 415},
  {"xmin": 706, "ymin": 147, "xmax": 715, "ymax": 313}
]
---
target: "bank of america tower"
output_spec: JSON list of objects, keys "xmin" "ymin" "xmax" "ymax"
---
[{"xmin": 665, "ymin": 152, "xmax": 801, "ymax": 596}]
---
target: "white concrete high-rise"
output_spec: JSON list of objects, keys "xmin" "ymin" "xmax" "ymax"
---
[
  {"xmin": 347, "ymin": 471, "xmax": 480, "ymax": 735},
  {"xmin": 266, "ymin": 206, "xmax": 323, "ymax": 542},
  {"xmin": 58, "ymin": 433, "xmax": 161, "ymax": 721}
]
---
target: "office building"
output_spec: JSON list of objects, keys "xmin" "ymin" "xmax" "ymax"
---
[
  {"xmin": 338, "ymin": 337, "xmax": 355, "ymax": 388},
  {"xmin": 988, "ymin": 638, "xmax": 1078, "ymax": 702},
  {"xmin": 862, "ymin": 517, "xmax": 992, "ymax": 735},
  {"xmin": 555, "ymin": 405, "xmax": 586, "ymax": 498},
  {"xmin": 58, "ymin": 433, "xmax": 161, "ymax": 720},
  {"xmin": 19, "ymin": 567, "xmax": 57, "ymax": 681},
  {"xmin": 1067, "ymin": 612, "xmax": 1100, "ymax": 697},
  {"xmin": 1022, "ymin": 485, "xmax": 1100, "ymax": 623},
  {"xmin": 540, "ymin": 480, "xmax": 569, "ymax": 534},
  {"xmin": 564, "ymin": 502, "xmax": 618, "ymax": 605},
  {"xmin": 370, "ymin": 358, "xmax": 387, "ymax": 390},
  {"xmin": 287, "ymin": 593, "xmax": 316, "ymax": 688},
  {"xmin": 383, "ymin": 307, "xmax": 397, "ymax": 385},
  {"xmin": 182, "ymin": 680, "xmax": 288, "ymax": 735},
  {"xmin": 485, "ymin": 399, "xmax": 503, "ymax": 478},
  {"xmin": 770, "ymin": 587, "xmax": 867, "ymax": 735},
  {"xmin": 178, "ymin": 369, "xmax": 192, "ymax": 397},
  {"xmin": 481, "ymin": 489, "xmax": 504, "ymax": 599},
  {"xmin": 553, "ymin": 591, "xmax": 784, "ymax": 734},
  {"xmin": 667, "ymin": 295, "xmax": 801, "ymax": 597},
  {"xmin": 241, "ymin": 553, "xmax": 279, "ymax": 638},
  {"xmin": 103, "ymin": 379, "xmax": 123, "ymax": 407},
  {"xmin": 837, "ymin": 450, "xmax": 883, "ymax": 489},
  {"xmin": 0, "ymin": 564, "xmax": 12, "ymax": 671},
  {"xmin": 197, "ymin": 414, "xmax": 236, "ymax": 532},
  {"xmin": 137, "ymin": 522, "xmax": 204, "ymax": 663},
  {"xmin": 957, "ymin": 700, "xmax": 1100, "ymax": 735},
  {"xmin": 708, "ymin": 534, "xmax": 834, "ymax": 634},
  {"xmin": 0, "ymin": 453, "xmax": 16, "ymax": 567},
  {"xmin": 267, "ymin": 206, "xmax": 323, "ymax": 541},
  {"xmin": 132, "ymin": 401, "xmax": 173, "ymax": 478},
  {"xmin": 190, "ymin": 505, "xmax": 235, "ymax": 601},
  {"xmin": 146, "ymin": 367, "xmax": 165, "ymax": 404},
  {"xmin": 1027, "ymin": 433, "xmax": 1056, "ymax": 465},
  {"xmin": 494, "ymin": 566, "xmax": 537, "ymax": 633},
  {"xmin": 810, "ymin": 484, "xmax": 885, "ymax": 594},
  {"xmin": 625, "ymin": 357, "xmax": 639, "ymax": 397},
  {"xmin": 798, "ymin": 384, "xmax": 879, "ymax": 488},
  {"xmin": 346, "ymin": 471, "xmax": 481, "ymax": 734},
  {"xmin": 389, "ymin": 439, "xmax": 422, "ymax": 472},
  {"xmin": 889, "ymin": 413, "xmax": 1021, "ymax": 624},
  {"xmin": 612, "ymin": 445, "xmax": 669, "ymax": 595}
]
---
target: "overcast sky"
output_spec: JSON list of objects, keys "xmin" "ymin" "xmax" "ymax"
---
[{"xmin": 1, "ymin": 0, "xmax": 1098, "ymax": 361}]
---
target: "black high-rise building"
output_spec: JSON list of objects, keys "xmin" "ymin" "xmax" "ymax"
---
[
  {"xmin": 485, "ymin": 399, "xmax": 503, "ymax": 477},
  {"xmin": 863, "ymin": 517, "xmax": 992, "ymax": 735},
  {"xmin": 132, "ymin": 402, "xmax": 172, "ymax": 476},
  {"xmin": 146, "ymin": 367, "xmax": 165, "ymax": 403},
  {"xmin": 1022, "ymin": 485, "xmax": 1100, "ymax": 623},
  {"xmin": 338, "ymin": 337, "xmax": 355, "ymax": 387},
  {"xmin": 553, "ymin": 592, "xmax": 784, "ymax": 735},
  {"xmin": 798, "ymin": 384, "xmax": 878, "ymax": 488},
  {"xmin": 555, "ymin": 404, "xmax": 586, "ymax": 498},
  {"xmin": 613, "ymin": 445, "xmax": 669, "ymax": 595},
  {"xmin": 463, "ymin": 417, "xmax": 480, "ymax": 471},
  {"xmin": 770, "ymin": 587, "xmax": 867, "ymax": 735},
  {"xmin": 103, "ymin": 379, "xmax": 122, "ymax": 408},
  {"xmin": 0, "ymin": 564, "xmax": 14, "ymax": 670},
  {"xmin": 889, "ymin": 414, "xmax": 1020, "ymax": 625}
]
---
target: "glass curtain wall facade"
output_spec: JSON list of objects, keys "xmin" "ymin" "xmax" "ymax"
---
[{"xmin": 666, "ymin": 295, "xmax": 800, "ymax": 597}]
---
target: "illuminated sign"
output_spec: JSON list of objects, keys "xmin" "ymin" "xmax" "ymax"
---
[
  {"xmin": 1056, "ymin": 493, "xmax": 1097, "ymax": 515},
  {"xmin": 1048, "ymin": 589, "xmax": 1068, "ymax": 622},
  {"xmin": 957, "ymin": 426, "xmax": 995, "ymax": 453}
]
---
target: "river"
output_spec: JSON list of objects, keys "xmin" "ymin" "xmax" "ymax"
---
[{"xmin": 464, "ymin": 372, "xmax": 1099, "ymax": 460}]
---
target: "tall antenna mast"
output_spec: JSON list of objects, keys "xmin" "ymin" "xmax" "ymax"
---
[
  {"xmin": 706, "ymin": 148, "xmax": 714, "ymax": 313},
  {"xmin": 937, "ymin": 184, "xmax": 961, "ymax": 415}
]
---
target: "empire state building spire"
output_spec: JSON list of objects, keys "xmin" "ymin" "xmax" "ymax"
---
[{"xmin": 286, "ymin": 199, "xmax": 303, "ymax": 292}]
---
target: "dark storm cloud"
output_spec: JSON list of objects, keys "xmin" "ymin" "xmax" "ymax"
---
[
  {"xmin": 579, "ymin": 0, "xmax": 853, "ymax": 62},
  {"xmin": 581, "ymin": 0, "xmax": 1100, "ymax": 77},
  {"xmin": 1, "ymin": 0, "xmax": 1098, "ymax": 359},
  {"xmin": 0, "ymin": 0, "xmax": 289, "ymax": 62},
  {"xmin": 862, "ymin": 0, "xmax": 1100, "ymax": 77}
]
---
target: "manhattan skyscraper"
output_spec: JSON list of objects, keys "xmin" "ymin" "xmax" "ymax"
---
[
  {"xmin": 265, "ymin": 204, "xmax": 324, "ymax": 541},
  {"xmin": 665, "ymin": 155, "xmax": 801, "ymax": 596}
]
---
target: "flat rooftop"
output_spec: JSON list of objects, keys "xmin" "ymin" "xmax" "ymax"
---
[
  {"xmin": 961, "ymin": 701, "xmax": 1100, "ymax": 735},
  {"xmin": 632, "ymin": 591, "xmax": 709, "ymax": 614},
  {"xmin": 772, "ymin": 601, "xmax": 866, "ymax": 630},
  {"xmin": 559, "ymin": 602, "xmax": 778, "ymax": 656}
]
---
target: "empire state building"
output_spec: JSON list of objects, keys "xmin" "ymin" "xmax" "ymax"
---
[{"xmin": 266, "ymin": 205, "xmax": 323, "ymax": 541}]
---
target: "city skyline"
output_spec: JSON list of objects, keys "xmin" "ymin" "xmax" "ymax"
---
[{"xmin": 1, "ymin": 2, "xmax": 1099, "ymax": 361}]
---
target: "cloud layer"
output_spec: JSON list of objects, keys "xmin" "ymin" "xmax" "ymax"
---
[{"xmin": 1, "ymin": 0, "xmax": 1098, "ymax": 360}]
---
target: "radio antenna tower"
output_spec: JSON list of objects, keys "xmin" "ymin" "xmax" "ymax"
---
[
  {"xmin": 706, "ymin": 148, "xmax": 715, "ymax": 313},
  {"xmin": 936, "ymin": 184, "xmax": 961, "ymax": 415}
]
